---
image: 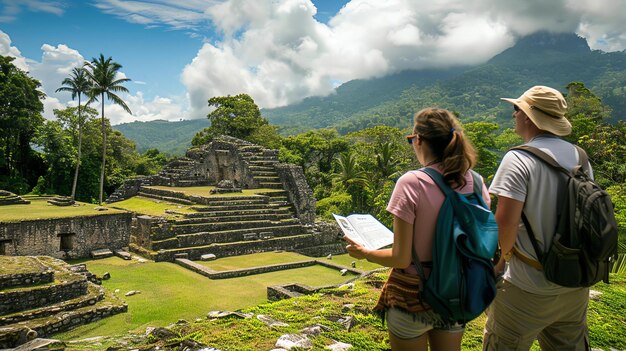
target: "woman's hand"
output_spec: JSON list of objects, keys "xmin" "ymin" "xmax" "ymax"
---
[{"xmin": 344, "ymin": 236, "xmax": 370, "ymax": 260}]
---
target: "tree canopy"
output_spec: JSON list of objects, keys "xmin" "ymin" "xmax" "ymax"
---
[
  {"xmin": 193, "ymin": 94, "xmax": 270, "ymax": 145},
  {"xmin": 0, "ymin": 55, "xmax": 45, "ymax": 193}
]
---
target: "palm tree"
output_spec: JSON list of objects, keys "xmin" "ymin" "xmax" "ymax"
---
[
  {"xmin": 55, "ymin": 67, "xmax": 91, "ymax": 201},
  {"xmin": 84, "ymin": 54, "xmax": 131, "ymax": 205},
  {"xmin": 334, "ymin": 151, "xmax": 368, "ymax": 211}
]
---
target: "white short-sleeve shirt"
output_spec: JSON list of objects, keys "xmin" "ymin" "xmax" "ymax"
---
[{"xmin": 489, "ymin": 134, "xmax": 591, "ymax": 294}]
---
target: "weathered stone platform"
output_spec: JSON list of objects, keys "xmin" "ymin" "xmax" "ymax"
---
[
  {"xmin": 0, "ymin": 256, "xmax": 127, "ymax": 349},
  {"xmin": 109, "ymin": 136, "xmax": 343, "ymax": 262}
]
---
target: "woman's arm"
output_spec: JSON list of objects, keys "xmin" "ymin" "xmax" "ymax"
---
[{"xmin": 345, "ymin": 215, "xmax": 413, "ymax": 268}]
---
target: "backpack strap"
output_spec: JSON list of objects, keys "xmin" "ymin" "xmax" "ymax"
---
[
  {"xmin": 511, "ymin": 144, "xmax": 591, "ymax": 176},
  {"xmin": 411, "ymin": 168, "xmax": 480, "ymax": 290},
  {"xmin": 420, "ymin": 167, "xmax": 454, "ymax": 196},
  {"xmin": 410, "ymin": 167, "xmax": 455, "ymax": 295}
]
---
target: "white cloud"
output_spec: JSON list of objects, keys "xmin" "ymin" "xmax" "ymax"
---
[
  {"xmin": 93, "ymin": 0, "xmax": 214, "ymax": 31},
  {"xmin": 100, "ymin": 92, "xmax": 188, "ymax": 125},
  {"xmin": 178, "ymin": 0, "xmax": 626, "ymax": 114},
  {"xmin": 0, "ymin": 0, "xmax": 65, "ymax": 22},
  {"xmin": 4, "ymin": 0, "xmax": 626, "ymax": 124},
  {"xmin": 0, "ymin": 30, "xmax": 188, "ymax": 125},
  {"xmin": 0, "ymin": 30, "xmax": 29, "ymax": 70}
]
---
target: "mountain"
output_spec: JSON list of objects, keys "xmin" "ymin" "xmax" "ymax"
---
[
  {"xmin": 114, "ymin": 32, "xmax": 626, "ymax": 154},
  {"xmin": 263, "ymin": 32, "xmax": 626, "ymax": 134},
  {"xmin": 112, "ymin": 118, "xmax": 209, "ymax": 155}
]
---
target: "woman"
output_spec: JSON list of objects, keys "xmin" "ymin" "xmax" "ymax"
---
[{"xmin": 345, "ymin": 108, "xmax": 490, "ymax": 351}]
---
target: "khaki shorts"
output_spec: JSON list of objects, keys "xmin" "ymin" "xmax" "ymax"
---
[
  {"xmin": 483, "ymin": 279, "xmax": 589, "ymax": 351},
  {"xmin": 387, "ymin": 307, "xmax": 464, "ymax": 340}
]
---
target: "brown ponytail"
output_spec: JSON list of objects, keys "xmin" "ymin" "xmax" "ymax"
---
[{"xmin": 413, "ymin": 108, "xmax": 477, "ymax": 188}]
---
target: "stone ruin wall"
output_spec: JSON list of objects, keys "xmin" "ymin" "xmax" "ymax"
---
[
  {"xmin": 107, "ymin": 136, "xmax": 316, "ymax": 225},
  {"xmin": 185, "ymin": 139, "xmax": 256, "ymax": 188},
  {"xmin": 0, "ymin": 213, "xmax": 132, "ymax": 259}
]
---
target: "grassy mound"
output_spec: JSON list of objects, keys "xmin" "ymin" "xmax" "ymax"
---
[
  {"xmin": 55, "ymin": 253, "xmax": 371, "ymax": 341},
  {"xmin": 63, "ymin": 271, "xmax": 626, "ymax": 351}
]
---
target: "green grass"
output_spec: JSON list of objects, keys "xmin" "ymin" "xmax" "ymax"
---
[
  {"xmin": 0, "ymin": 197, "xmax": 127, "ymax": 222},
  {"xmin": 196, "ymin": 252, "xmax": 383, "ymax": 272},
  {"xmin": 327, "ymin": 253, "xmax": 384, "ymax": 271},
  {"xmin": 0, "ymin": 256, "xmax": 45, "ymax": 275},
  {"xmin": 55, "ymin": 256, "xmax": 357, "ymax": 340},
  {"xmin": 65, "ymin": 269, "xmax": 626, "ymax": 351},
  {"xmin": 195, "ymin": 251, "xmax": 314, "ymax": 271},
  {"xmin": 145, "ymin": 185, "xmax": 284, "ymax": 197},
  {"xmin": 107, "ymin": 196, "xmax": 195, "ymax": 218}
]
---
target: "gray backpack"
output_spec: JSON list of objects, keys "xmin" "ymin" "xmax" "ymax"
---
[{"xmin": 513, "ymin": 145, "xmax": 618, "ymax": 287}]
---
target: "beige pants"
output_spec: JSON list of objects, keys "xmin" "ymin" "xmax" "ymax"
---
[{"xmin": 483, "ymin": 280, "xmax": 589, "ymax": 351}]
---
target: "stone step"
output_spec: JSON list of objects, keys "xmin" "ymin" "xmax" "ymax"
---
[
  {"xmin": 90, "ymin": 249, "xmax": 113, "ymax": 259},
  {"xmin": 191, "ymin": 202, "xmax": 280, "ymax": 212},
  {"xmin": 174, "ymin": 212, "xmax": 293, "ymax": 225},
  {"xmin": 0, "ymin": 276, "xmax": 89, "ymax": 315},
  {"xmin": 258, "ymin": 182, "xmax": 284, "ymax": 189},
  {"xmin": 253, "ymin": 176, "xmax": 281, "ymax": 182},
  {"xmin": 239, "ymin": 145, "xmax": 264, "ymax": 153},
  {"xmin": 184, "ymin": 207, "xmax": 292, "ymax": 218},
  {"xmin": 251, "ymin": 171, "xmax": 278, "ymax": 177},
  {"xmin": 170, "ymin": 219, "xmax": 302, "ymax": 235},
  {"xmin": 154, "ymin": 233, "xmax": 319, "ymax": 261},
  {"xmin": 194, "ymin": 198, "xmax": 269, "ymax": 207},
  {"xmin": 137, "ymin": 192, "xmax": 195, "ymax": 205},
  {"xmin": 196, "ymin": 195, "xmax": 269, "ymax": 203},
  {"xmin": 249, "ymin": 160, "xmax": 278, "ymax": 167},
  {"xmin": 248, "ymin": 165, "xmax": 274, "ymax": 172},
  {"xmin": 0, "ymin": 291, "xmax": 127, "ymax": 346},
  {"xmin": 0, "ymin": 284, "xmax": 105, "ymax": 326},
  {"xmin": 151, "ymin": 224, "xmax": 310, "ymax": 250}
]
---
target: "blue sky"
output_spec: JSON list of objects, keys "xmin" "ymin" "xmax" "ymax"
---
[{"xmin": 1, "ymin": 0, "xmax": 624, "ymax": 125}]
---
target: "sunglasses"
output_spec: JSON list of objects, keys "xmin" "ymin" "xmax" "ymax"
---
[
  {"xmin": 406, "ymin": 134, "xmax": 417, "ymax": 145},
  {"xmin": 514, "ymin": 105, "xmax": 520, "ymax": 112}
]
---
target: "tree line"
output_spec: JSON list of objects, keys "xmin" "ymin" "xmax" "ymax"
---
[
  {"xmin": 1, "ymin": 54, "xmax": 624, "ymax": 249},
  {"xmin": 0, "ymin": 54, "xmax": 169, "ymax": 204},
  {"xmin": 192, "ymin": 88, "xmax": 625, "ymax": 249}
]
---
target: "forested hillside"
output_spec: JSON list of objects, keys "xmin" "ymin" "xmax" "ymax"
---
[
  {"xmin": 113, "ymin": 119, "xmax": 209, "ymax": 155},
  {"xmin": 264, "ymin": 32, "xmax": 626, "ymax": 135},
  {"xmin": 111, "ymin": 32, "xmax": 625, "ymax": 153}
]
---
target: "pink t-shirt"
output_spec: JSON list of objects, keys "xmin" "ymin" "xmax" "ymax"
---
[{"xmin": 386, "ymin": 165, "xmax": 491, "ymax": 273}]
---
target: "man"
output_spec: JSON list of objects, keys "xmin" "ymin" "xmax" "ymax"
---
[{"xmin": 483, "ymin": 86, "xmax": 590, "ymax": 351}]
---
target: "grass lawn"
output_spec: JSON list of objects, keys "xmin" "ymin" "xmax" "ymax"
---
[
  {"xmin": 55, "ymin": 256, "xmax": 357, "ymax": 340},
  {"xmin": 106, "ymin": 196, "xmax": 195, "ymax": 218},
  {"xmin": 145, "ymin": 185, "xmax": 284, "ymax": 197},
  {"xmin": 195, "ymin": 252, "xmax": 383, "ymax": 272},
  {"xmin": 0, "ymin": 197, "xmax": 126, "ymax": 222},
  {"xmin": 195, "ymin": 251, "xmax": 314, "ymax": 271},
  {"xmin": 327, "ymin": 253, "xmax": 383, "ymax": 271}
]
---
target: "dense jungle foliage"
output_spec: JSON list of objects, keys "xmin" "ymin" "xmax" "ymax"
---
[{"xmin": 0, "ymin": 37, "xmax": 624, "ymax": 249}]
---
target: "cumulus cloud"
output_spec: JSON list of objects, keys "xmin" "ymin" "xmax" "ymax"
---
[
  {"xmin": 100, "ymin": 92, "xmax": 188, "ymax": 125},
  {"xmin": 0, "ymin": 30, "xmax": 188, "ymax": 124},
  {"xmin": 0, "ymin": 30, "xmax": 29, "ymax": 70},
  {"xmin": 176, "ymin": 0, "xmax": 626, "ymax": 116},
  {"xmin": 4, "ymin": 0, "xmax": 626, "ymax": 122}
]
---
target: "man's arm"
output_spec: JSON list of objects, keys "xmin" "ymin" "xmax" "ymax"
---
[{"xmin": 494, "ymin": 196, "xmax": 524, "ymax": 274}]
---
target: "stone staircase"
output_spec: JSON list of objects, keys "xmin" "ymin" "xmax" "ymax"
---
[
  {"xmin": 132, "ymin": 187, "xmax": 317, "ymax": 262},
  {"xmin": 0, "ymin": 256, "xmax": 126, "ymax": 349}
]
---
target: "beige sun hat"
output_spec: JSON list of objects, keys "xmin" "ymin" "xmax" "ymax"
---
[{"xmin": 501, "ymin": 85, "xmax": 571, "ymax": 136}]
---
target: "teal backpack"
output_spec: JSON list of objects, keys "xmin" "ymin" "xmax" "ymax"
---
[{"xmin": 414, "ymin": 168, "xmax": 498, "ymax": 324}]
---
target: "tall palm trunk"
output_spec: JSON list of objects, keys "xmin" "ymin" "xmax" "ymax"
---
[
  {"xmin": 70, "ymin": 96, "xmax": 82, "ymax": 200},
  {"xmin": 99, "ymin": 93, "xmax": 106, "ymax": 205}
]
